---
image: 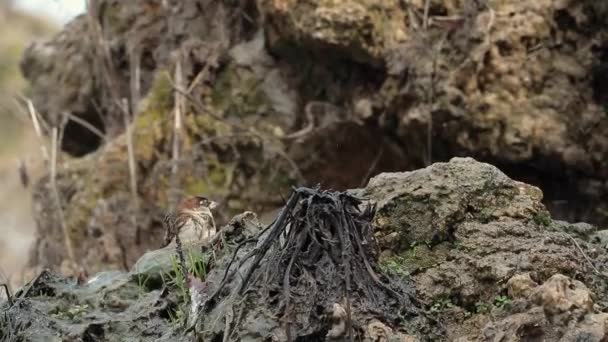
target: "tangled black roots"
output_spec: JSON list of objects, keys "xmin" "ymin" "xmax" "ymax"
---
[{"xmin": 194, "ymin": 187, "xmax": 438, "ymax": 341}]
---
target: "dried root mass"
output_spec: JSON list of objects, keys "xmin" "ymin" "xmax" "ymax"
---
[{"xmin": 194, "ymin": 187, "xmax": 437, "ymax": 341}]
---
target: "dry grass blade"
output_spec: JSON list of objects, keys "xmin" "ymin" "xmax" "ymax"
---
[
  {"xmin": 24, "ymin": 100, "xmax": 76, "ymax": 267},
  {"xmin": 50, "ymin": 126, "xmax": 76, "ymax": 266},
  {"xmin": 567, "ymin": 234, "xmax": 605, "ymax": 277},
  {"xmin": 86, "ymin": 0, "xmax": 123, "ymax": 108},
  {"xmin": 120, "ymin": 99, "xmax": 140, "ymax": 247},
  {"xmin": 0, "ymin": 284, "xmax": 13, "ymax": 306},
  {"xmin": 130, "ymin": 48, "xmax": 141, "ymax": 116},
  {"xmin": 26, "ymin": 100, "xmax": 49, "ymax": 165},
  {"xmin": 169, "ymin": 58, "xmax": 184, "ymax": 211},
  {"xmin": 65, "ymin": 112, "xmax": 106, "ymax": 141}
]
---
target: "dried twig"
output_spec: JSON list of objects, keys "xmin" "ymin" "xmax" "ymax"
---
[
  {"xmin": 169, "ymin": 59, "xmax": 184, "ymax": 211},
  {"xmin": 360, "ymin": 145, "xmax": 384, "ymax": 188},
  {"xmin": 130, "ymin": 48, "xmax": 141, "ymax": 116},
  {"xmin": 567, "ymin": 234, "xmax": 604, "ymax": 276},
  {"xmin": 64, "ymin": 112, "xmax": 106, "ymax": 141},
  {"xmin": 50, "ymin": 125, "xmax": 76, "ymax": 266},
  {"xmin": 26, "ymin": 100, "xmax": 50, "ymax": 166},
  {"xmin": 1, "ymin": 283, "xmax": 13, "ymax": 306},
  {"xmin": 24, "ymin": 100, "xmax": 76, "ymax": 267},
  {"xmin": 86, "ymin": 0, "xmax": 124, "ymax": 116},
  {"xmin": 423, "ymin": 0, "xmax": 431, "ymax": 30},
  {"xmin": 56, "ymin": 113, "xmax": 69, "ymax": 156},
  {"xmin": 120, "ymin": 99, "xmax": 140, "ymax": 247}
]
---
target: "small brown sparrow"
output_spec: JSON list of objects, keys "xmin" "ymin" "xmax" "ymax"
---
[{"xmin": 162, "ymin": 196, "xmax": 218, "ymax": 247}]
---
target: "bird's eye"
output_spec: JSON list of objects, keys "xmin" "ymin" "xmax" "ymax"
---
[{"xmin": 199, "ymin": 199, "xmax": 207, "ymax": 206}]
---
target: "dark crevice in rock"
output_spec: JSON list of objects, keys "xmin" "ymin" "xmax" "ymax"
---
[
  {"xmin": 591, "ymin": 44, "xmax": 608, "ymax": 110},
  {"xmin": 479, "ymin": 159, "xmax": 602, "ymax": 225},
  {"xmin": 61, "ymin": 108, "xmax": 106, "ymax": 156}
]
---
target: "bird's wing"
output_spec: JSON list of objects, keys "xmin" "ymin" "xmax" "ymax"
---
[{"xmin": 162, "ymin": 212, "xmax": 177, "ymax": 246}]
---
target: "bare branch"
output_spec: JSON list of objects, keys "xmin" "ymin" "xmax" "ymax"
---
[
  {"xmin": 130, "ymin": 47, "xmax": 141, "ymax": 116},
  {"xmin": 169, "ymin": 58, "xmax": 185, "ymax": 211},
  {"xmin": 50, "ymin": 125, "xmax": 76, "ymax": 266},
  {"xmin": 121, "ymin": 99, "xmax": 140, "ymax": 247},
  {"xmin": 26, "ymin": 99, "xmax": 50, "ymax": 165},
  {"xmin": 360, "ymin": 145, "xmax": 384, "ymax": 188},
  {"xmin": 423, "ymin": 0, "xmax": 430, "ymax": 30},
  {"xmin": 64, "ymin": 112, "xmax": 106, "ymax": 141}
]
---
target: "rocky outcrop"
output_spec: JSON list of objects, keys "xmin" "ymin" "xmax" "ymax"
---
[
  {"xmin": 5, "ymin": 158, "xmax": 608, "ymax": 341},
  {"xmin": 483, "ymin": 274, "xmax": 608, "ymax": 341},
  {"xmin": 362, "ymin": 157, "xmax": 608, "ymax": 340},
  {"xmin": 20, "ymin": 0, "xmax": 608, "ymax": 280}
]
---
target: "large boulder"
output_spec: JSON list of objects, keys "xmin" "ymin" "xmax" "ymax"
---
[{"xmin": 362, "ymin": 157, "xmax": 608, "ymax": 339}]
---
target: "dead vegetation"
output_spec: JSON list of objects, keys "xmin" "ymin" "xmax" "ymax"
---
[{"xmin": 189, "ymin": 187, "xmax": 439, "ymax": 341}]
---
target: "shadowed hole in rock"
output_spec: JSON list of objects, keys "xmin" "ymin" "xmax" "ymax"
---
[
  {"xmin": 158, "ymin": 301, "xmax": 179, "ymax": 320},
  {"xmin": 19, "ymin": 270, "xmax": 61, "ymax": 298},
  {"xmin": 60, "ymin": 108, "xmax": 105, "ymax": 156},
  {"xmin": 139, "ymin": 275, "xmax": 165, "ymax": 292},
  {"xmin": 554, "ymin": 9, "xmax": 577, "ymax": 31},
  {"xmin": 592, "ymin": 44, "xmax": 608, "ymax": 110},
  {"xmin": 82, "ymin": 323, "xmax": 105, "ymax": 342}
]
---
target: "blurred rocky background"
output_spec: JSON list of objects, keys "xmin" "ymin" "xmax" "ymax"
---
[{"xmin": 0, "ymin": 0, "xmax": 60, "ymax": 290}]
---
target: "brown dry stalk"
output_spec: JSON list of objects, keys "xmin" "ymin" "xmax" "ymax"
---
[
  {"xmin": 423, "ymin": 0, "xmax": 430, "ymax": 30},
  {"xmin": 25, "ymin": 100, "xmax": 76, "ymax": 266},
  {"xmin": 64, "ymin": 112, "xmax": 106, "ymax": 141},
  {"xmin": 130, "ymin": 48, "xmax": 141, "ymax": 116},
  {"xmin": 1, "ymin": 283, "xmax": 12, "ymax": 306},
  {"xmin": 50, "ymin": 126, "xmax": 76, "ymax": 265},
  {"xmin": 87, "ymin": 0, "xmax": 141, "ymax": 246},
  {"xmin": 121, "ymin": 99, "xmax": 140, "ymax": 246},
  {"xmin": 169, "ymin": 59, "xmax": 184, "ymax": 211},
  {"xmin": 26, "ymin": 100, "xmax": 50, "ymax": 165},
  {"xmin": 86, "ymin": 0, "xmax": 122, "ymax": 106}
]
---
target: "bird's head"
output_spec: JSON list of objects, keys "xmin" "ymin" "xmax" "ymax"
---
[{"xmin": 178, "ymin": 196, "xmax": 218, "ymax": 212}]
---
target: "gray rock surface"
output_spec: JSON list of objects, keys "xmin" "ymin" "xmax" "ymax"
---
[{"xmin": 5, "ymin": 158, "xmax": 608, "ymax": 341}]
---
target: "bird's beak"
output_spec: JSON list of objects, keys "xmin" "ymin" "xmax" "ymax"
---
[{"xmin": 209, "ymin": 200, "xmax": 218, "ymax": 210}]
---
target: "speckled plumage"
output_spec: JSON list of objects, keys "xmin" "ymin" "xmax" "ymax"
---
[{"xmin": 162, "ymin": 196, "xmax": 217, "ymax": 247}]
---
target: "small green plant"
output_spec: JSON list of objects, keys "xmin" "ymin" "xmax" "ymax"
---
[
  {"xmin": 494, "ymin": 295, "xmax": 511, "ymax": 309},
  {"xmin": 478, "ymin": 209, "xmax": 494, "ymax": 223},
  {"xmin": 0, "ymin": 313, "xmax": 7, "ymax": 338},
  {"xmin": 160, "ymin": 250, "xmax": 208, "ymax": 327},
  {"xmin": 380, "ymin": 257, "xmax": 410, "ymax": 279},
  {"xmin": 0, "ymin": 311, "xmax": 20, "ymax": 340},
  {"xmin": 166, "ymin": 255, "xmax": 189, "ymax": 303},
  {"xmin": 50, "ymin": 304, "xmax": 89, "ymax": 320},
  {"xmin": 474, "ymin": 301, "xmax": 490, "ymax": 314},
  {"xmin": 166, "ymin": 306, "xmax": 187, "ymax": 328},
  {"xmin": 136, "ymin": 272, "xmax": 151, "ymax": 296},
  {"xmin": 410, "ymin": 242, "xmax": 419, "ymax": 257},
  {"xmin": 430, "ymin": 297, "xmax": 453, "ymax": 313},
  {"xmin": 187, "ymin": 249, "xmax": 207, "ymax": 280},
  {"xmin": 533, "ymin": 212, "xmax": 551, "ymax": 227}
]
